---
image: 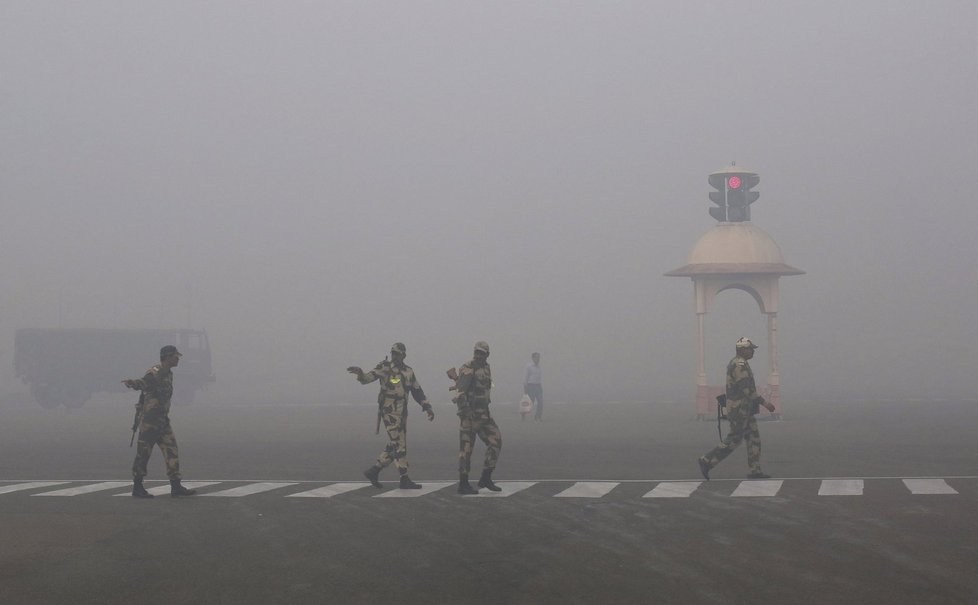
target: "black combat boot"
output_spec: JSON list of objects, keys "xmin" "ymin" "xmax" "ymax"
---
[
  {"xmin": 399, "ymin": 475, "xmax": 422, "ymax": 489},
  {"xmin": 698, "ymin": 458, "xmax": 711, "ymax": 481},
  {"xmin": 170, "ymin": 479, "xmax": 197, "ymax": 497},
  {"xmin": 477, "ymin": 468, "xmax": 502, "ymax": 492},
  {"xmin": 132, "ymin": 478, "xmax": 153, "ymax": 499},
  {"xmin": 364, "ymin": 466, "xmax": 383, "ymax": 488},
  {"xmin": 457, "ymin": 473, "xmax": 478, "ymax": 495}
]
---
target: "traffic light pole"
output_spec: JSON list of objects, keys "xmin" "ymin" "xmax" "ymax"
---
[{"xmin": 766, "ymin": 312, "xmax": 782, "ymax": 417}]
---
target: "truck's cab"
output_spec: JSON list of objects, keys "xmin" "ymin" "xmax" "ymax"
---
[{"xmin": 14, "ymin": 328, "xmax": 216, "ymax": 409}]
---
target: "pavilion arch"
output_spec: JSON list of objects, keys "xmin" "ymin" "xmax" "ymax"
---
[{"xmin": 714, "ymin": 284, "xmax": 765, "ymax": 313}]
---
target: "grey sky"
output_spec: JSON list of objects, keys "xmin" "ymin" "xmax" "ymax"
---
[{"xmin": 2, "ymin": 1, "xmax": 976, "ymax": 405}]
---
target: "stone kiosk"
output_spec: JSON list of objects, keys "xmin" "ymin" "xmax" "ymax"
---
[{"xmin": 666, "ymin": 166, "xmax": 804, "ymax": 419}]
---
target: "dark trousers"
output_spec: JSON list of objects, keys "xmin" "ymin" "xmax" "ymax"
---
[{"xmin": 524, "ymin": 383, "xmax": 543, "ymax": 419}]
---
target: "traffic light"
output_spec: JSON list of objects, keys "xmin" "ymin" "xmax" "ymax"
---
[
  {"xmin": 708, "ymin": 173, "xmax": 727, "ymax": 221},
  {"xmin": 707, "ymin": 170, "xmax": 760, "ymax": 222},
  {"xmin": 743, "ymin": 174, "xmax": 760, "ymax": 205}
]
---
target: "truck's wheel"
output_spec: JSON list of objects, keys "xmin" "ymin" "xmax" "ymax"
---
[
  {"xmin": 63, "ymin": 389, "xmax": 90, "ymax": 409},
  {"xmin": 31, "ymin": 384, "xmax": 61, "ymax": 410}
]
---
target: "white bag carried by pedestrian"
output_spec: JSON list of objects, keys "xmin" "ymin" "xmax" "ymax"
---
[{"xmin": 519, "ymin": 394, "xmax": 533, "ymax": 413}]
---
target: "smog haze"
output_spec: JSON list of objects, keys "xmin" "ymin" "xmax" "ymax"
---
[{"xmin": 2, "ymin": 1, "xmax": 976, "ymax": 406}]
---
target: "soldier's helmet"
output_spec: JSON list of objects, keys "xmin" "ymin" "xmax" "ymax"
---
[
  {"xmin": 391, "ymin": 342, "xmax": 407, "ymax": 355},
  {"xmin": 474, "ymin": 341, "xmax": 490, "ymax": 355},
  {"xmin": 160, "ymin": 345, "xmax": 182, "ymax": 359},
  {"xmin": 735, "ymin": 337, "xmax": 759, "ymax": 350}
]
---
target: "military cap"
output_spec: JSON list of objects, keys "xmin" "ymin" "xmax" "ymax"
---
[
  {"xmin": 474, "ymin": 341, "xmax": 490, "ymax": 354},
  {"xmin": 391, "ymin": 342, "xmax": 407, "ymax": 355},
  {"xmin": 735, "ymin": 337, "xmax": 759, "ymax": 350},
  {"xmin": 160, "ymin": 345, "xmax": 182, "ymax": 359}
]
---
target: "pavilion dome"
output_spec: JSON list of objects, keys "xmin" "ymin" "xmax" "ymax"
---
[{"xmin": 665, "ymin": 222, "xmax": 804, "ymax": 277}]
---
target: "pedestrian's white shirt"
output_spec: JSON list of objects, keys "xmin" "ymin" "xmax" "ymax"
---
[{"xmin": 523, "ymin": 362, "xmax": 542, "ymax": 385}]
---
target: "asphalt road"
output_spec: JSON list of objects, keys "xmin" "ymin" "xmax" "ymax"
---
[{"xmin": 1, "ymin": 398, "xmax": 976, "ymax": 604}]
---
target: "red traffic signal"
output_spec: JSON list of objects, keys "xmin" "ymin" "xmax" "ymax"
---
[{"xmin": 707, "ymin": 168, "xmax": 759, "ymax": 223}]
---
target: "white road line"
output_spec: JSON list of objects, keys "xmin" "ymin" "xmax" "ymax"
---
[
  {"xmin": 112, "ymin": 481, "xmax": 223, "ymax": 497},
  {"xmin": 818, "ymin": 479, "xmax": 864, "ymax": 496},
  {"xmin": 554, "ymin": 482, "xmax": 620, "ymax": 498},
  {"xmin": 644, "ymin": 482, "xmax": 702, "ymax": 498},
  {"xmin": 373, "ymin": 482, "xmax": 454, "ymax": 498},
  {"xmin": 468, "ymin": 481, "xmax": 537, "ymax": 498},
  {"xmin": 201, "ymin": 482, "xmax": 299, "ymax": 497},
  {"xmin": 287, "ymin": 483, "xmax": 370, "ymax": 498},
  {"xmin": 903, "ymin": 479, "xmax": 958, "ymax": 495},
  {"xmin": 32, "ymin": 481, "xmax": 132, "ymax": 497},
  {"xmin": 730, "ymin": 480, "xmax": 783, "ymax": 497},
  {"xmin": 0, "ymin": 481, "xmax": 71, "ymax": 495}
]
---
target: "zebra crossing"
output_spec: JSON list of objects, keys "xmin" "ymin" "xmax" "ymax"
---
[{"xmin": 0, "ymin": 477, "xmax": 971, "ymax": 499}]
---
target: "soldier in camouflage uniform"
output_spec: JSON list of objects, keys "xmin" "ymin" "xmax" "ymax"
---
[
  {"xmin": 453, "ymin": 341, "xmax": 502, "ymax": 495},
  {"xmin": 698, "ymin": 338, "xmax": 777, "ymax": 480},
  {"xmin": 348, "ymin": 343, "xmax": 433, "ymax": 489},
  {"xmin": 123, "ymin": 345, "xmax": 197, "ymax": 498}
]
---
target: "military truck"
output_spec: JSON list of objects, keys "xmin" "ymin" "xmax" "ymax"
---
[{"xmin": 14, "ymin": 328, "xmax": 215, "ymax": 409}]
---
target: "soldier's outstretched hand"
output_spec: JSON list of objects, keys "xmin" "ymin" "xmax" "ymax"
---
[
  {"xmin": 122, "ymin": 379, "xmax": 138, "ymax": 390},
  {"xmin": 426, "ymin": 408, "xmax": 434, "ymax": 421},
  {"xmin": 346, "ymin": 366, "xmax": 363, "ymax": 377}
]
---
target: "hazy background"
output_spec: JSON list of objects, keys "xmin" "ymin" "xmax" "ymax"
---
[{"xmin": 2, "ymin": 1, "xmax": 976, "ymax": 407}]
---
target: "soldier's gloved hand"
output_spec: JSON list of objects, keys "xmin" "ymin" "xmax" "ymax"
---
[
  {"xmin": 122, "ymin": 380, "xmax": 137, "ymax": 390},
  {"xmin": 762, "ymin": 400, "xmax": 776, "ymax": 413},
  {"xmin": 425, "ymin": 408, "xmax": 434, "ymax": 421},
  {"xmin": 346, "ymin": 366, "xmax": 363, "ymax": 377}
]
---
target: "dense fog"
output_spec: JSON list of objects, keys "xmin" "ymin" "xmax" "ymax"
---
[{"xmin": 2, "ymin": 2, "xmax": 976, "ymax": 407}]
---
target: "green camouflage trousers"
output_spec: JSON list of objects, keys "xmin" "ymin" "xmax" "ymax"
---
[
  {"xmin": 701, "ymin": 399, "xmax": 762, "ymax": 474},
  {"xmin": 377, "ymin": 398, "xmax": 410, "ymax": 475},
  {"xmin": 458, "ymin": 407, "xmax": 501, "ymax": 475},
  {"xmin": 132, "ymin": 419, "xmax": 181, "ymax": 480}
]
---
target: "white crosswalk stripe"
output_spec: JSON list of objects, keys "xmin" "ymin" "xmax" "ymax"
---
[
  {"xmin": 468, "ymin": 481, "xmax": 536, "ymax": 498},
  {"xmin": 1, "ymin": 478, "xmax": 972, "ymax": 499},
  {"xmin": 374, "ymin": 482, "xmax": 454, "ymax": 498},
  {"xmin": 0, "ymin": 481, "xmax": 71, "ymax": 495},
  {"xmin": 287, "ymin": 482, "xmax": 369, "ymax": 498},
  {"xmin": 32, "ymin": 481, "xmax": 132, "ymax": 497},
  {"xmin": 201, "ymin": 482, "xmax": 299, "ymax": 497},
  {"xmin": 818, "ymin": 479, "xmax": 864, "ymax": 496},
  {"xmin": 730, "ymin": 480, "xmax": 783, "ymax": 497},
  {"xmin": 113, "ymin": 481, "xmax": 223, "ymax": 496},
  {"xmin": 555, "ymin": 482, "xmax": 619, "ymax": 498},
  {"xmin": 903, "ymin": 478, "xmax": 958, "ymax": 494},
  {"xmin": 644, "ymin": 482, "xmax": 701, "ymax": 498}
]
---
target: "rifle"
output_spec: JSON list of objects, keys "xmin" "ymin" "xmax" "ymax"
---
[
  {"xmin": 130, "ymin": 393, "xmax": 145, "ymax": 447},
  {"xmin": 447, "ymin": 367, "xmax": 475, "ymax": 421},
  {"xmin": 375, "ymin": 407, "xmax": 382, "ymax": 435},
  {"xmin": 715, "ymin": 394, "xmax": 726, "ymax": 440}
]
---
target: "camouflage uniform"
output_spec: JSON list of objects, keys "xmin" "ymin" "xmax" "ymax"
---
[
  {"xmin": 455, "ymin": 352, "xmax": 502, "ymax": 476},
  {"xmin": 130, "ymin": 364, "xmax": 182, "ymax": 480},
  {"xmin": 358, "ymin": 357, "xmax": 431, "ymax": 476},
  {"xmin": 700, "ymin": 352, "xmax": 767, "ymax": 476}
]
